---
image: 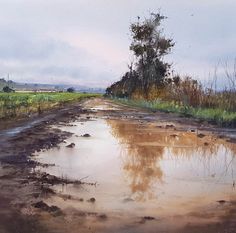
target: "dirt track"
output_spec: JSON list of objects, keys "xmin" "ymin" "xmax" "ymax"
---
[{"xmin": 0, "ymin": 98, "xmax": 236, "ymax": 233}]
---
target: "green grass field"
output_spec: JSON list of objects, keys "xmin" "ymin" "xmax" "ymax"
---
[
  {"xmin": 114, "ymin": 98, "xmax": 236, "ymax": 127},
  {"xmin": 0, "ymin": 92, "xmax": 99, "ymax": 119}
]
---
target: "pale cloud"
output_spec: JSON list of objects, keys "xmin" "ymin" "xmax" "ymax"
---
[{"xmin": 0, "ymin": 0, "xmax": 235, "ymax": 87}]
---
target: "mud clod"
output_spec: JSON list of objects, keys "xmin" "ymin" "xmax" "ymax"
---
[
  {"xmin": 41, "ymin": 186, "xmax": 56, "ymax": 196},
  {"xmin": 29, "ymin": 172, "xmax": 82, "ymax": 186},
  {"xmin": 66, "ymin": 143, "xmax": 75, "ymax": 148},
  {"xmin": 197, "ymin": 133, "xmax": 206, "ymax": 138},
  {"xmin": 98, "ymin": 214, "xmax": 107, "ymax": 220},
  {"xmin": 33, "ymin": 201, "xmax": 61, "ymax": 214},
  {"xmin": 165, "ymin": 124, "xmax": 174, "ymax": 129},
  {"xmin": 217, "ymin": 200, "xmax": 227, "ymax": 204},
  {"xmin": 87, "ymin": 197, "xmax": 96, "ymax": 203},
  {"xmin": 143, "ymin": 216, "xmax": 155, "ymax": 220}
]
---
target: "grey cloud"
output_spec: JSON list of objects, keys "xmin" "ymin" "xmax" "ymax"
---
[
  {"xmin": 0, "ymin": 0, "xmax": 235, "ymax": 87},
  {"xmin": 0, "ymin": 30, "xmax": 87, "ymax": 61}
]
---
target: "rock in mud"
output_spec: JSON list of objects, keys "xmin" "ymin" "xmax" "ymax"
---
[
  {"xmin": 217, "ymin": 200, "xmax": 227, "ymax": 204},
  {"xmin": 33, "ymin": 201, "xmax": 62, "ymax": 214},
  {"xmin": 87, "ymin": 197, "xmax": 96, "ymax": 203},
  {"xmin": 82, "ymin": 133, "xmax": 91, "ymax": 137},
  {"xmin": 66, "ymin": 143, "xmax": 75, "ymax": 148},
  {"xmin": 197, "ymin": 133, "xmax": 206, "ymax": 138},
  {"xmin": 143, "ymin": 216, "xmax": 155, "ymax": 220},
  {"xmin": 98, "ymin": 214, "xmax": 107, "ymax": 220},
  {"xmin": 140, "ymin": 216, "xmax": 156, "ymax": 223},
  {"xmin": 165, "ymin": 124, "xmax": 174, "ymax": 129}
]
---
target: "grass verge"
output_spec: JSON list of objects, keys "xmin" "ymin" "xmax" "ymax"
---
[
  {"xmin": 113, "ymin": 98, "xmax": 236, "ymax": 127},
  {"xmin": 0, "ymin": 92, "xmax": 100, "ymax": 119}
]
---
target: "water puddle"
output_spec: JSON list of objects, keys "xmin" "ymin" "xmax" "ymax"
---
[{"xmin": 34, "ymin": 117, "xmax": 236, "ymax": 218}]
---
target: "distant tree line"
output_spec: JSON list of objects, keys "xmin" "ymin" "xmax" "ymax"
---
[{"xmin": 2, "ymin": 86, "xmax": 15, "ymax": 93}]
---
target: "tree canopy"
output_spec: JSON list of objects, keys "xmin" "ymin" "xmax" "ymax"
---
[{"xmin": 106, "ymin": 12, "xmax": 174, "ymax": 99}]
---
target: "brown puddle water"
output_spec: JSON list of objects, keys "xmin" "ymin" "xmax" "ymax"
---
[{"xmin": 34, "ymin": 117, "xmax": 236, "ymax": 219}]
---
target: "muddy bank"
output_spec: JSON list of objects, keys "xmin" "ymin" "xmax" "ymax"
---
[
  {"xmin": 0, "ymin": 97, "xmax": 236, "ymax": 233},
  {"xmin": 0, "ymin": 100, "xmax": 94, "ymax": 233}
]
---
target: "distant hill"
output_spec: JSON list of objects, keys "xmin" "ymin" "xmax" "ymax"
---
[{"xmin": 0, "ymin": 78, "xmax": 105, "ymax": 93}]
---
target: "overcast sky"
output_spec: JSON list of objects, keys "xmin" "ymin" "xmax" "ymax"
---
[{"xmin": 0, "ymin": 0, "xmax": 235, "ymax": 87}]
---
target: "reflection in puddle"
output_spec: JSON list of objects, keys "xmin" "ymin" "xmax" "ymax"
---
[
  {"xmin": 108, "ymin": 120, "xmax": 236, "ymax": 203},
  {"xmin": 34, "ymin": 118, "xmax": 236, "ymax": 217}
]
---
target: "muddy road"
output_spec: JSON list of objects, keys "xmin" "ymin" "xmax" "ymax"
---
[{"xmin": 0, "ymin": 98, "xmax": 236, "ymax": 233}]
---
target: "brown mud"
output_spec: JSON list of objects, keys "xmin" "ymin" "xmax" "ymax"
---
[{"xmin": 0, "ymin": 97, "xmax": 236, "ymax": 233}]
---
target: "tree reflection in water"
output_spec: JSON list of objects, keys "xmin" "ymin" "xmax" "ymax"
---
[{"xmin": 107, "ymin": 119, "xmax": 236, "ymax": 201}]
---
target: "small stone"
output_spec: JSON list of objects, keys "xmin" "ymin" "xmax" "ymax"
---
[{"xmin": 87, "ymin": 197, "xmax": 96, "ymax": 203}]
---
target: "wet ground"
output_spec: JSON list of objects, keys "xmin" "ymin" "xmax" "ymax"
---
[{"xmin": 0, "ymin": 98, "xmax": 236, "ymax": 233}]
